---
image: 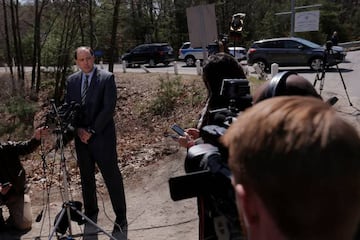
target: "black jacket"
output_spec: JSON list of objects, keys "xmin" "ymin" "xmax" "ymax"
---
[{"xmin": 0, "ymin": 138, "xmax": 41, "ymax": 198}]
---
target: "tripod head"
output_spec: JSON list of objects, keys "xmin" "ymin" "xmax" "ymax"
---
[{"xmin": 321, "ymin": 41, "xmax": 334, "ymax": 70}]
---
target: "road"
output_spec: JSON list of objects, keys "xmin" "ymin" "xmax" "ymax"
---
[
  {"xmin": 277, "ymin": 50, "xmax": 360, "ymax": 100},
  {"xmin": 1, "ymin": 50, "xmax": 359, "ymax": 99},
  {"xmin": 113, "ymin": 51, "xmax": 360, "ymax": 99}
]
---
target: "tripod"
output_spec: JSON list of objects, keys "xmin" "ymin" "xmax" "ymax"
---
[
  {"xmin": 47, "ymin": 101, "xmax": 116, "ymax": 240},
  {"xmin": 313, "ymin": 43, "xmax": 353, "ymax": 106}
]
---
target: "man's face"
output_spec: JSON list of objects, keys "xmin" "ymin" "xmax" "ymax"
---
[{"xmin": 75, "ymin": 48, "xmax": 95, "ymax": 74}]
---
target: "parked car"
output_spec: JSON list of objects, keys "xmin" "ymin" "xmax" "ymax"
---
[
  {"xmin": 178, "ymin": 42, "xmax": 208, "ymax": 67},
  {"xmin": 178, "ymin": 41, "xmax": 246, "ymax": 66},
  {"xmin": 228, "ymin": 47, "xmax": 247, "ymax": 61},
  {"xmin": 121, "ymin": 43, "xmax": 175, "ymax": 67},
  {"xmin": 247, "ymin": 37, "xmax": 346, "ymax": 71}
]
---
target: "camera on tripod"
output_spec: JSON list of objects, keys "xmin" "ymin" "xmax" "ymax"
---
[{"xmin": 322, "ymin": 40, "xmax": 338, "ymax": 70}]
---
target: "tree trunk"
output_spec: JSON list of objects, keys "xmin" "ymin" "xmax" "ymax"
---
[
  {"xmin": 2, "ymin": 0, "xmax": 15, "ymax": 94},
  {"xmin": 9, "ymin": 0, "xmax": 21, "ymax": 91},
  {"xmin": 14, "ymin": 0, "xmax": 25, "ymax": 90},
  {"xmin": 89, "ymin": 0, "xmax": 94, "ymax": 48},
  {"xmin": 108, "ymin": 0, "xmax": 121, "ymax": 72},
  {"xmin": 31, "ymin": 0, "xmax": 39, "ymax": 93}
]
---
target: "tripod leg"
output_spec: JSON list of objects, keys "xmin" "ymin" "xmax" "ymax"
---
[
  {"xmin": 49, "ymin": 208, "xmax": 67, "ymax": 240},
  {"xmin": 72, "ymin": 208, "xmax": 117, "ymax": 240},
  {"xmin": 313, "ymin": 71, "xmax": 320, "ymax": 87},
  {"xmin": 336, "ymin": 64, "xmax": 353, "ymax": 106},
  {"xmin": 320, "ymin": 75, "xmax": 325, "ymax": 95}
]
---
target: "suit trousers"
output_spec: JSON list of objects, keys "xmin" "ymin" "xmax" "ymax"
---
[{"xmin": 75, "ymin": 139, "xmax": 127, "ymax": 232}]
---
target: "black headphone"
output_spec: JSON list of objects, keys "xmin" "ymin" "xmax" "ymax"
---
[{"xmin": 265, "ymin": 71, "xmax": 298, "ymax": 98}]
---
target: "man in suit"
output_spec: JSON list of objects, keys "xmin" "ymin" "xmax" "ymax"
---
[{"xmin": 65, "ymin": 46, "xmax": 127, "ymax": 240}]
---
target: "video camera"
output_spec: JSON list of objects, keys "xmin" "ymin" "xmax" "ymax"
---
[
  {"xmin": 206, "ymin": 78, "xmax": 252, "ymax": 128},
  {"xmin": 168, "ymin": 78, "xmax": 251, "ymax": 239}
]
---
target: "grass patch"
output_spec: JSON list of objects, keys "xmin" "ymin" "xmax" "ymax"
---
[
  {"xmin": 0, "ymin": 96, "xmax": 37, "ymax": 139},
  {"xmin": 149, "ymin": 74, "xmax": 184, "ymax": 116}
]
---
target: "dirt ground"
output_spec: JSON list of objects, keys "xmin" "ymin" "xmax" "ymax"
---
[
  {"xmin": 1, "ymin": 70, "xmax": 360, "ymax": 240},
  {"xmin": 1, "ymin": 72, "xmax": 204, "ymax": 240},
  {"xmin": 17, "ymin": 144, "xmax": 199, "ymax": 240}
]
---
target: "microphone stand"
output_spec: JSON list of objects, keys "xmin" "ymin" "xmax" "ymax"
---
[{"xmin": 47, "ymin": 101, "xmax": 116, "ymax": 240}]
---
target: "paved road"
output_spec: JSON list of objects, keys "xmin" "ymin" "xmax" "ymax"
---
[
  {"xmin": 112, "ymin": 51, "xmax": 360, "ymax": 100},
  {"xmin": 1, "ymin": 50, "xmax": 359, "ymax": 99},
  {"xmin": 277, "ymin": 50, "xmax": 360, "ymax": 99}
]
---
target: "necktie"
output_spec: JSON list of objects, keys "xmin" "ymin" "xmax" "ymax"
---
[{"xmin": 82, "ymin": 75, "xmax": 89, "ymax": 105}]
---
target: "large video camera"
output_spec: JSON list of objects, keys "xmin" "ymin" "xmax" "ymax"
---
[{"xmin": 169, "ymin": 78, "xmax": 252, "ymax": 238}]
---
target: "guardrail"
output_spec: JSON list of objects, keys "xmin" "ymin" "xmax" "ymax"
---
[{"xmin": 339, "ymin": 41, "xmax": 360, "ymax": 51}]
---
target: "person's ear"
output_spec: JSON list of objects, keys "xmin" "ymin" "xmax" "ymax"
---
[{"xmin": 235, "ymin": 184, "xmax": 259, "ymax": 226}]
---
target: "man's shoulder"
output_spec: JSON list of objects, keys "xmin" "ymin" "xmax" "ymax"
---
[
  {"xmin": 68, "ymin": 71, "xmax": 81, "ymax": 80},
  {"xmin": 97, "ymin": 68, "xmax": 113, "ymax": 77}
]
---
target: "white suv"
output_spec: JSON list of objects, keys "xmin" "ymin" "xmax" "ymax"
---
[
  {"xmin": 178, "ymin": 42, "xmax": 208, "ymax": 67},
  {"xmin": 178, "ymin": 42, "xmax": 247, "ymax": 66}
]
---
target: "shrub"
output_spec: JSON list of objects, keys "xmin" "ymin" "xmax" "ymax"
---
[
  {"xmin": 0, "ymin": 97, "xmax": 37, "ymax": 138},
  {"xmin": 149, "ymin": 74, "xmax": 184, "ymax": 116}
]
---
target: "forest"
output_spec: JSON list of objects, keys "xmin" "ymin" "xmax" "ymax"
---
[{"xmin": 0, "ymin": 0, "xmax": 360, "ymax": 100}]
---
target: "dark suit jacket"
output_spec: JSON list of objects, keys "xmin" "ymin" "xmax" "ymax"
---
[
  {"xmin": 65, "ymin": 67, "xmax": 117, "ymax": 154},
  {"xmin": 0, "ymin": 138, "xmax": 41, "ymax": 198}
]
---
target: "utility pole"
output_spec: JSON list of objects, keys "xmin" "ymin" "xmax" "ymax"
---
[{"xmin": 290, "ymin": 0, "xmax": 295, "ymax": 37}]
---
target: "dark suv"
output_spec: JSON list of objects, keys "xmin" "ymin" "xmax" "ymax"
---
[
  {"xmin": 247, "ymin": 37, "xmax": 346, "ymax": 71},
  {"xmin": 121, "ymin": 43, "xmax": 175, "ymax": 67}
]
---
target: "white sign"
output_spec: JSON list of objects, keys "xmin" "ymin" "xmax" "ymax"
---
[
  {"xmin": 186, "ymin": 4, "xmax": 218, "ymax": 48},
  {"xmin": 295, "ymin": 10, "xmax": 320, "ymax": 32}
]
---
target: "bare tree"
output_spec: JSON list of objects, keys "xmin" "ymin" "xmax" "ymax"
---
[
  {"xmin": 1, "ymin": 0, "xmax": 15, "ymax": 93},
  {"xmin": 31, "ymin": 0, "xmax": 50, "ymax": 96},
  {"xmin": 9, "ymin": 0, "xmax": 25, "ymax": 93},
  {"xmin": 53, "ymin": 1, "xmax": 80, "ymax": 103},
  {"xmin": 89, "ymin": 0, "xmax": 95, "ymax": 48},
  {"xmin": 108, "ymin": 0, "xmax": 121, "ymax": 72}
]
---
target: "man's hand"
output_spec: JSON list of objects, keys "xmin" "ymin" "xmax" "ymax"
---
[
  {"xmin": 34, "ymin": 126, "xmax": 50, "ymax": 140},
  {"xmin": 77, "ymin": 128, "xmax": 92, "ymax": 144},
  {"xmin": 0, "ymin": 182, "xmax": 12, "ymax": 195},
  {"xmin": 178, "ymin": 128, "xmax": 200, "ymax": 148}
]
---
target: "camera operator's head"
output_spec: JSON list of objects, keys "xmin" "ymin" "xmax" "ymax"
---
[
  {"xmin": 197, "ymin": 53, "xmax": 247, "ymax": 129},
  {"xmin": 222, "ymin": 96, "xmax": 360, "ymax": 240},
  {"xmin": 252, "ymin": 71, "xmax": 322, "ymax": 104},
  {"xmin": 203, "ymin": 53, "xmax": 246, "ymax": 109}
]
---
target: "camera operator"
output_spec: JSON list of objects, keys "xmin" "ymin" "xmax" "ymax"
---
[
  {"xmin": 331, "ymin": 31, "xmax": 339, "ymax": 46},
  {"xmin": 176, "ymin": 53, "xmax": 248, "ymax": 240},
  {"xmin": 222, "ymin": 96, "xmax": 360, "ymax": 240},
  {"xmin": 178, "ymin": 52, "xmax": 247, "ymax": 149},
  {"xmin": 0, "ymin": 126, "xmax": 48, "ymax": 232}
]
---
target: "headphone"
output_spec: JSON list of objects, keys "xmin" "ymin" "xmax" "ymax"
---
[{"xmin": 265, "ymin": 71, "xmax": 298, "ymax": 98}]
